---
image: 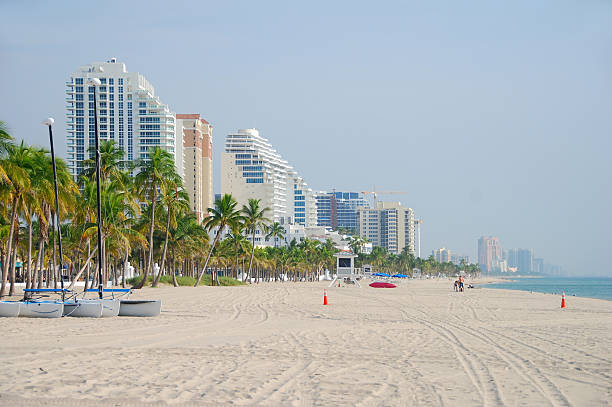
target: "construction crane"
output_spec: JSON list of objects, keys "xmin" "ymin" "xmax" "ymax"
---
[{"xmin": 361, "ymin": 185, "xmax": 410, "ymax": 206}]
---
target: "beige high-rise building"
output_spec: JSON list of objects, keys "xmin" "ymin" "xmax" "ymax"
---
[
  {"xmin": 176, "ymin": 114, "xmax": 213, "ymax": 222},
  {"xmin": 357, "ymin": 201, "xmax": 415, "ymax": 255}
]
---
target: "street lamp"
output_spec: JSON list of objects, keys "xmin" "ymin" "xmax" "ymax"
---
[
  {"xmin": 43, "ymin": 117, "xmax": 66, "ymax": 301},
  {"xmin": 88, "ymin": 77, "xmax": 104, "ymax": 299}
]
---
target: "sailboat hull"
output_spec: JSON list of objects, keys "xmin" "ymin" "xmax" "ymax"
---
[
  {"xmin": 79, "ymin": 299, "xmax": 120, "ymax": 317},
  {"xmin": 63, "ymin": 301, "xmax": 103, "ymax": 318},
  {"xmin": 119, "ymin": 299, "xmax": 162, "ymax": 317},
  {"xmin": 0, "ymin": 301, "xmax": 21, "ymax": 317},
  {"xmin": 20, "ymin": 301, "xmax": 63, "ymax": 318}
]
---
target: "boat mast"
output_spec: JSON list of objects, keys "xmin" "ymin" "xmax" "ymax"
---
[
  {"xmin": 44, "ymin": 118, "xmax": 65, "ymax": 302},
  {"xmin": 89, "ymin": 78, "xmax": 104, "ymax": 299}
]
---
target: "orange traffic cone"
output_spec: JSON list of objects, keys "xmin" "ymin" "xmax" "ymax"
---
[
  {"xmin": 561, "ymin": 291, "xmax": 566, "ymax": 308},
  {"xmin": 323, "ymin": 289, "xmax": 328, "ymax": 305}
]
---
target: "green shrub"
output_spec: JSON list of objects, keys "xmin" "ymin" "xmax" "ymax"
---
[{"xmin": 126, "ymin": 274, "xmax": 245, "ymax": 287}]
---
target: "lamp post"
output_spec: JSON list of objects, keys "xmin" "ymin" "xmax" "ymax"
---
[
  {"xmin": 43, "ymin": 117, "xmax": 65, "ymax": 301},
  {"xmin": 88, "ymin": 77, "xmax": 104, "ymax": 299}
]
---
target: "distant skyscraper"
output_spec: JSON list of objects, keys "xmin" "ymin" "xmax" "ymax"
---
[
  {"xmin": 533, "ymin": 257, "xmax": 544, "ymax": 274},
  {"xmin": 221, "ymin": 128, "xmax": 316, "ymax": 226},
  {"xmin": 517, "ymin": 249, "xmax": 534, "ymax": 274},
  {"xmin": 358, "ymin": 201, "xmax": 415, "ymax": 255},
  {"xmin": 478, "ymin": 236, "xmax": 502, "ymax": 273},
  {"xmin": 290, "ymin": 172, "xmax": 317, "ymax": 227},
  {"xmin": 66, "ymin": 58, "xmax": 178, "ymax": 179},
  {"xmin": 433, "ymin": 247, "xmax": 452, "ymax": 263},
  {"xmin": 315, "ymin": 191, "xmax": 369, "ymax": 232},
  {"xmin": 176, "ymin": 114, "xmax": 213, "ymax": 222}
]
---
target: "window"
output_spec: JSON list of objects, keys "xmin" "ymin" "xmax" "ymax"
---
[
  {"xmin": 139, "ymin": 110, "xmax": 147, "ymax": 115},
  {"xmin": 99, "ymin": 86, "xmax": 107, "ymax": 92},
  {"xmin": 109, "ymin": 86, "xmax": 114, "ymax": 93},
  {"xmin": 76, "ymin": 94, "xmax": 83, "ymax": 101},
  {"xmin": 75, "ymin": 86, "xmax": 83, "ymax": 93},
  {"xmin": 235, "ymin": 160, "xmax": 250, "ymax": 165},
  {"xmin": 75, "ymin": 78, "xmax": 83, "ymax": 85},
  {"xmin": 76, "ymin": 109, "xmax": 84, "ymax": 117},
  {"xmin": 100, "ymin": 78, "xmax": 106, "ymax": 84},
  {"xmin": 108, "ymin": 78, "xmax": 114, "ymax": 85},
  {"xmin": 139, "ymin": 102, "xmax": 146, "ymax": 107},
  {"xmin": 246, "ymin": 178, "xmax": 264, "ymax": 184},
  {"xmin": 118, "ymin": 78, "xmax": 123, "ymax": 85},
  {"xmin": 76, "ymin": 102, "xmax": 84, "ymax": 109}
]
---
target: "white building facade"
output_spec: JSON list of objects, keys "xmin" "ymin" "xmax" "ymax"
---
[
  {"xmin": 357, "ymin": 201, "xmax": 416, "ymax": 255},
  {"xmin": 66, "ymin": 58, "xmax": 178, "ymax": 179},
  {"xmin": 221, "ymin": 128, "xmax": 316, "ymax": 226}
]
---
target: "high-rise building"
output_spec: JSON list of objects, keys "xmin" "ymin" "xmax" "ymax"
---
[
  {"xmin": 176, "ymin": 114, "xmax": 213, "ymax": 222},
  {"xmin": 66, "ymin": 58, "xmax": 178, "ymax": 179},
  {"xmin": 517, "ymin": 249, "xmax": 534, "ymax": 274},
  {"xmin": 221, "ymin": 128, "xmax": 316, "ymax": 226},
  {"xmin": 357, "ymin": 201, "xmax": 415, "ymax": 255},
  {"xmin": 433, "ymin": 247, "xmax": 452, "ymax": 263},
  {"xmin": 478, "ymin": 236, "xmax": 502, "ymax": 273},
  {"xmin": 291, "ymin": 174, "xmax": 317, "ymax": 227},
  {"xmin": 315, "ymin": 191, "xmax": 369, "ymax": 232},
  {"xmin": 533, "ymin": 257, "xmax": 544, "ymax": 274}
]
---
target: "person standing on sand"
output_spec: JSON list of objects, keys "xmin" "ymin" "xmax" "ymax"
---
[
  {"xmin": 454, "ymin": 280, "xmax": 459, "ymax": 292},
  {"xmin": 459, "ymin": 276, "xmax": 464, "ymax": 292}
]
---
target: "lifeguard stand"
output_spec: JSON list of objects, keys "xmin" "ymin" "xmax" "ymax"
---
[{"xmin": 330, "ymin": 250, "xmax": 361, "ymax": 287}]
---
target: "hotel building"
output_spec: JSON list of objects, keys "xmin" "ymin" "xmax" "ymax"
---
[
  {"xmin": 357, "ymin": 201, "xmax": 416, "ymax": 255},
  {"xmin": 176, "ymin": 114, "xmax": 213, "ymax": 222},
  {"xmin": 221, "ymin": 128, "xmax": 316, "ymax": 226},
  {"xmin": 315, "ymin": 191, "xmax": 369, "ymax": 232},
  {"xmin": 478, "ymin": 236, "xmax": 502, "ymax": 273},
  {"xmin": 66, "ymin": 58, "xmax": 178, "ymax": 179}
]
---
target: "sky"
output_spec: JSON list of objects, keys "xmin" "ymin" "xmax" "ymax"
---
[{"xmin": 1, "ymin": 0, "xmax": 611, "ymax": 276}]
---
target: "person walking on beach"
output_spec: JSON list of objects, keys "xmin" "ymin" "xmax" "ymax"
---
[{"xmin": 459, "ymin": 276, "xmax": 465, "ymax": 292}]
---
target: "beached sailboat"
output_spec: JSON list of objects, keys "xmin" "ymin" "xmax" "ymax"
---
[
  {"xmin": 0, "ymin": 301, "xmax": 21, "ymax": 317},
  {"xmin": 119, "ymin": 299, "xmax": 162, "ymax": 317},
  {"xmin": 62, "ymin": 300, "xmax": 103, "ymax": 318},
  {"xmin": 20, "ymin": 301, "xmax": 64, "ymax": 318}
]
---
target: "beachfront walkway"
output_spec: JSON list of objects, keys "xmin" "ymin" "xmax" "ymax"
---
[{"xmin": 1, "ymin": 280, "xmax": 610, "ymax": 406}]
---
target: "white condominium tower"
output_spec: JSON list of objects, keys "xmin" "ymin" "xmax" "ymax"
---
[
  {"xmin": 221, "ymin": 129, "xmax": 316, "ymax": 226},
  {"xmin": 358, "ymin": 201, "xmax": 416, "ymax": 255},
  {"xmin": 176, "ymin": 114, "xmax": 213, "ymax": 222},
  {"xmin": 66, "ymin": 58, "xmax": 179, "ymax": 179}
]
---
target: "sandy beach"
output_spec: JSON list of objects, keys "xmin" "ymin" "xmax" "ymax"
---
[{"xmin": 0, "ymin": 279, "xmax": 610, "ymax": 406}]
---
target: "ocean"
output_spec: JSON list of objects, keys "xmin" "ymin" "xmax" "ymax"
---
[{"xmin": 485, "ymin": 277, "xmax": 612, "ymax": 301}]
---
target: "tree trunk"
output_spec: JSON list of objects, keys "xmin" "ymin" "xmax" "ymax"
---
[
  {"xmin": 0, "ymin": 195, "xmax": 19, "ymax": 297},
  {"xmin": 135, "ymin": 185, "xmax": 156, "ymax": 289},
  {"xmin": 153, "ymin": 211, "xmax": 171, "ymax": 287},
  {"xmin": 172, "ymin": 248, "xmax": 178, "ymax": 287},
  {"xmin": 194, "ymin": 228, "xmax": 222, "ymax": 286},
  {"xmin": 26, "ymin": 218, "xmax": 33, "ymax": 290},
  {"xmin": 247, "ymin": 228, "xmax": 256, "ymax": 283},
  {"xmin": 9, "ymin": 233, "xmax": 19, "ymax": 296},
  {"xmin": 122, "ymin": 246, "xmax": 128, "ymax": 288},
  {"xmin": 68, "ymin": 247, "xmax": 98, "ymax": 290}
]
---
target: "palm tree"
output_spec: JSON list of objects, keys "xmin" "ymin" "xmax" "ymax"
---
[
  {"xmin": 194, "ymin": 194, "xmax": 243, "ymax": 286},
  {"xmin": 241, "ymin": 199, "xmax": 270, "ymax": 282},
  {"xmin": 225, "ymin": 221, "xmax": 250, "ymax": 279},
  {"xmin": 133, "ymin": 147, "xmax": 177, "ymax": 289},
  {"xmin": 153, "ymin": 179, "xmax": 189, "ymax": 287},
  {"xmin": 0, "ymin": 142, "xmax": 32, "ymax": 297},
  {"xmin": 79, "ymin": 140, "xmax": 126, "ymax": 184},
  {"xmin": 265, "ymin": 221, "xmax": 285, "ymax": 248},
  {"xmin": 348, "ymin": 235, "xmax": 367, "ymax": 255},
  {"xmin": 0, "ymin": 121, "xmax": 14, "ymax": 182}
]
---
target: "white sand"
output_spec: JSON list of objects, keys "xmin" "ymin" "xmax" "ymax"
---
[{"xmin": 0, "ymin": 279, "xmax": 610, "ymax": 406}]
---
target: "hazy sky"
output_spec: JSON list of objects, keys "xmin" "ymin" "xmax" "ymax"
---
[{"xmin": 1, "ymin": 0, "xmax": 611, "ymax": 275}]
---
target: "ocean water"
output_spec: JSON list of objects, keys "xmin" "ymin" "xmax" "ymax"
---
[{"xmin": 485, "ymin": 277, "xmax": 612, "ymax": 301}]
